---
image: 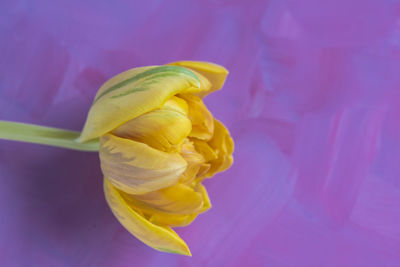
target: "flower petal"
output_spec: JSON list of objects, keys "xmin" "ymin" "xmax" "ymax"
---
[
  {"xmin": 112, "ymin": 98, "xmax": 192, "ymax": 152},
  {"xmin": 205, "ymin": 119, "xmax": 234, "ymax": 177},
  {"xmin": 99, "ymin": 134, "xmax": 187, "ymax": 194},
  {"xmin": 124, "ymin": 183, "xmax": 204, "ymax": 215},
  {"xmin": 179, "ymin": 94, "xmax": 214, "ymax": 140},
  {"xmin": 162, "ymin": 96, "xmax": 189, "ymax": 115},
  {"xmin": 179, "ymin": 139, "xmax": 205, "ymax": 184},
  {"xmin": 78, "ymin": 65, "xmax": 201, "ymax": 142},
  {"xmin": 191, "ymin": 138, "xmax": 218, "ymax": 162},
  {"xmin": 147, "ymin": 183, "xmax": 210, "ymax": 227},
  {"xmin": 149, "ymin": 213, "xmax": 198, "ymax": 228},
  {"xmin": 168, "ymin": 61, "xmax": 229, "ymax": 97},
  {"xmin": 195, "ymin": 183, "xmax": 212, "ymax": 213},
  {"xmin": 104, "ymin": 178, "xmax": 191, "ymax": 255}
]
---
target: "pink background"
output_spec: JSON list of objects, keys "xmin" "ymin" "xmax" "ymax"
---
[{"xmin": 1, "ymin": 0, "xmax": 400, "ymax": 266}]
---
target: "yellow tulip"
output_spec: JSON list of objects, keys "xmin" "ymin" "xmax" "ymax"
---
[{"xmin": 77, "ymin": 61, "xmax": 234, "ymax": 255}]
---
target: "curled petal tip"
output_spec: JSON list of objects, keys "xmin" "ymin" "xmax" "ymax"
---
[{"xmin": 167, "ymin": 61, "xmax": 229, "ymax": 97}]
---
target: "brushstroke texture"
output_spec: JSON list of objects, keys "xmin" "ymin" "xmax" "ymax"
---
[{"xmin": 1, "ymin": 0, "xmax": 400, "ymax": 266}]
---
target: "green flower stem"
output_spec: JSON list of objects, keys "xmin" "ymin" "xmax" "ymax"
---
[{"xmin": 0, "ymin": 120, "xmax": 99, "ymax": 152}]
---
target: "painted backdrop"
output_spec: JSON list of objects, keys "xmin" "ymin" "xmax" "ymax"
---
[{"xmin": 1, "ymin": 0, "xmax": 400, "ymax": 266}]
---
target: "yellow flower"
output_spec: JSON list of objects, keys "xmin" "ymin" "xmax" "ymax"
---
[{"xmin": 78, "ymin": 61, "xmax": 234, "ymax": 256}]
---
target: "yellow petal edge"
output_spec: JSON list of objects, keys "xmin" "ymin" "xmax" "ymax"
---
[{"xmin": 104, "ymin": 178, "xmax": 192, "ymax": 256}]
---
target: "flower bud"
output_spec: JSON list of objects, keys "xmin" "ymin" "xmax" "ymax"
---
[{"xmin": 79, "ymin": 61, "xmax": 234, "ymax": 255}]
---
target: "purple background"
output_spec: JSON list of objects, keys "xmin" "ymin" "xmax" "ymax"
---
[{"xmin": 1, "ymin": 0, "xmax": 400, "ymax": 266}]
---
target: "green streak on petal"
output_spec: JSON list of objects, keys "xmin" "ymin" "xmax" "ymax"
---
[
  {"xmin": 94, "ymin": 66, "xmax": 200, "ymax": 103},
  {"xmin": 109, "ymin": 72, "xmax": 194, "ymax": 100},
  {"xmin": 0, "ymin": 120, "xmax": 99, "ymax": 151},
  {"xmin": 110, "ymin": 87, "xmax": 148, "ymax": 99}
]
